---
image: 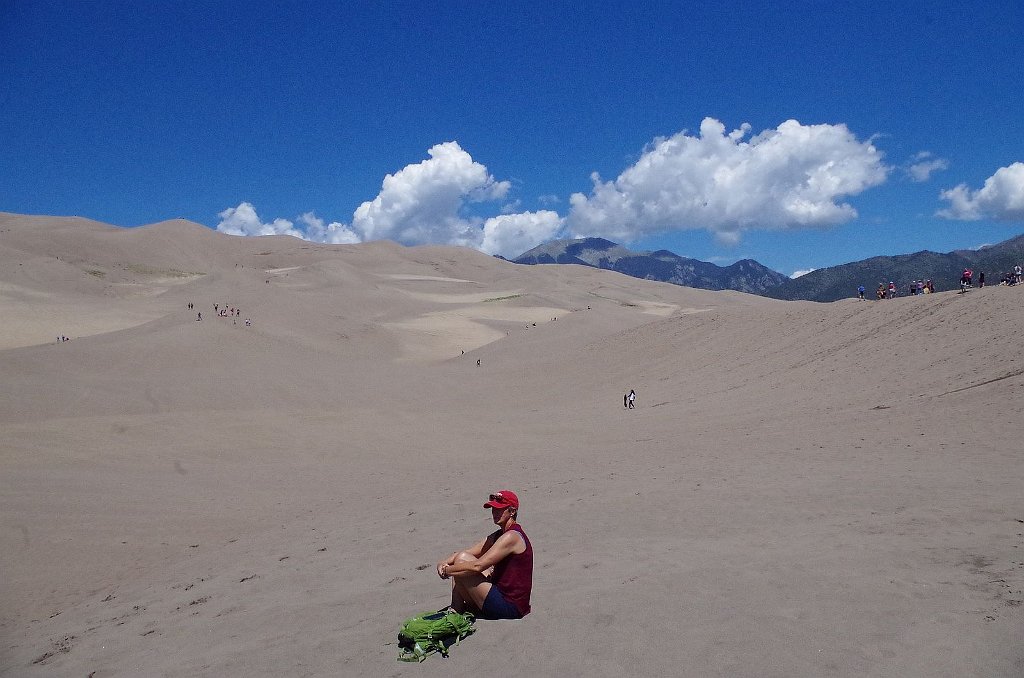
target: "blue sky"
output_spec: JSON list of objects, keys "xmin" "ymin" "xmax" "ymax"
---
[{"xmin": 2, "ymin": 1, "xmax": 1022, "ymax": 276}]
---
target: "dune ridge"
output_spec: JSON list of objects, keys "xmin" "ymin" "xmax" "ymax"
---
[{"xmin": 1, "ymin": 213, "xmax": 1021, "ymax": 677}]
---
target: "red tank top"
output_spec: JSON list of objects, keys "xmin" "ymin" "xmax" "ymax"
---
[{"xmin": 491, "ymin": 523, "xmax": 532, "ymax": 616}]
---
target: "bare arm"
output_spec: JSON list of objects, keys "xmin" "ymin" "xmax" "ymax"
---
[
  {"xmin": 442, "ymin": 530, "xmax": 524, "ymax": 578},
  {"xmin": 437, "ymin": 533, "xmax": 493, "ymax": 577}
]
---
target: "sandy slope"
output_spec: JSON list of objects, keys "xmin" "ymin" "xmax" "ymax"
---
[{"xmin": 0, "ymin": 213, "xmax": 1021, "ymax": 677}]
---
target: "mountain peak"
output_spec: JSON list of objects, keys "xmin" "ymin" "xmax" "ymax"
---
[{"xmin": 513, "ymin": 238, "xmax": 787, "ymax": 294}]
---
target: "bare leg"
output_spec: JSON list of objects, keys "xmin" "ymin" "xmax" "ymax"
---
[{"xmin": 448, "ymin": 551, "xmax": 493, "ymax": 613}]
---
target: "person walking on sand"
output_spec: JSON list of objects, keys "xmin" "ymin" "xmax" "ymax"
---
[
  {"xmin": 627, "ymin": 389, "xmax": 636, "ymax": 409},
  {"xmin": 437, "ymin": 490, "xmax": 532, "ymax": 619}
]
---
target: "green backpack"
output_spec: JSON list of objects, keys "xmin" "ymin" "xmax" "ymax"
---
[{"xmin": 397, "ymin": 609, "xmax": 475, "ymax": 662}]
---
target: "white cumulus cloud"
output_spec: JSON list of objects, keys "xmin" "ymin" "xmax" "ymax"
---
[
  {"xmin": 214, "ymin": 143, "xmax": 555, "ymax": 257},
  {"xmin": 481, "ymin": 211, "xmax": 564, "ymax": 257},
  {"xmin": 566, "ymin": 117, "xmax": 888, "ymax": 244},
  {"xmin": 214, "ymin": 143, "xmax": 557, "ymax": 257},
  {"xmin": 352, "ymin": 141, "xmax": 510, "ymax": 248},
  {"xmin": 215, "ymin": 204, "xmax": 362, "ymax": 244},
  {"xmin": 905, "ymin": 151, "xmax": 949, "ymax": 182},
  {"xmin": 217, "ymin": 122, "xmax": 894, "ymax": 258},
  {"xmin": 296, "ymin": 212, "xmax": 361, "ymax": 244},
  {"xmin": 216, "ymin": 202, "xmax": 303, "ymax": 238},
  {"xmin": 937, "ymin": 162, "xmax": 1024, "ymax": 221}
]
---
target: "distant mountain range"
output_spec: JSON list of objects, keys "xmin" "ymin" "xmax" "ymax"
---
[
  {"xmin": 511, "ymin": 234, "xmax": 1024, "ymax": 302},
  {"xmin": 512, "ymin": 238, "xmax": 789, "ymax": 295},
  {"xmin": 764, "ymin": 234, "xmax": 1024, "ymax": 301}
]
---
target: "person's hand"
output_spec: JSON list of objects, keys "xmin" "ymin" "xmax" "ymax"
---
[{"xmin": 437, "ymin": 561, "xmax": 448, "ymax": 579}]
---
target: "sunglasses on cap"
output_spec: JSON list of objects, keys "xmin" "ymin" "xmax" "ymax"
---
[
  {"xmin": 488, "ymin": 494, "xmax": 513, "ymax": 509},
  {"xmin": 484, "ymin": 490, "xmax": 519, "ymax": 509}
]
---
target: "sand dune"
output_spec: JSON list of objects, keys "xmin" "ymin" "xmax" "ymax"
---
[{"xmin": 0, "ymin": 212, "xmax": 1021, "ymax": 677}]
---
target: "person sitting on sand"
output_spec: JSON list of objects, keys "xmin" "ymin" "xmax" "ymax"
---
[{"xmin": 437, "ymin": 490, "xmax": 532, "ymax": 619}]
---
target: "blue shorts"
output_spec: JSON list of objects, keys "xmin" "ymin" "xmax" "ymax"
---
[{"xmin": 478, "ymin": 586, "xmax": 521, "ymax": 620}]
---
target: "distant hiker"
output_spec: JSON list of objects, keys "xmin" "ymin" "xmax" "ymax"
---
[
  {"xmin": 857, "ymin": 285, "xmax": 865, "ymax": 300},
  {"xmin": 979, "ymin": 271, "xmax": 985, "ymax": 287},
  {"xmin": 627, "ymin": 389, "xmax": 636, "ymax": 409},
  {"xmin": 476, "ymin": 359, "xmax": 481, "ymax": 367},
  {"xmin": 197, "ymin": 312, "xmax": 202, "ymax": 321},
  {"xmin": 1015, "ymin": 264, "xmax": 1022, "ymax": 284},
  {"xmin": 960, "ymin": 270, "xmax": 972, "ymax": 292},
  {"xmin": 624, "ymin": 392, "xmax": 629, "ymax": 408},
  {"xmin": 437, "ymin": 490, "xmax": 532, "ymax": 619}
]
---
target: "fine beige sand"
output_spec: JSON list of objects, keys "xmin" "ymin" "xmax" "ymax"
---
[{"xmin": 1, "ymin": 211, "xmax": 1022, "ymax": 677}]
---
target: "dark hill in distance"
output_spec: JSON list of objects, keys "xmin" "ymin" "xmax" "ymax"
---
[
  {"xmin": 766, "ymin": 233, "xmax": 1024, "ymax": 301},
  {"xmin": 513, "ymin": 237, "xmax": 789, "ymax": 295},
  {"xmin": 513, "ymin": 233, "xmax": 1024, "ymax": 302}
]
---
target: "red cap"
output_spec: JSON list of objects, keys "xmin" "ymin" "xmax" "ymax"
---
[{"xmin": 483, "ymin": 490, "xmax": 519, "ymax": 510}]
